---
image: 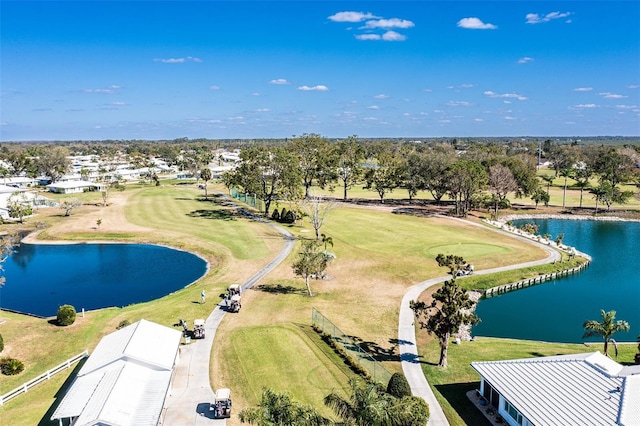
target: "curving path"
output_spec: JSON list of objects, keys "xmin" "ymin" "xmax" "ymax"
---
[
  {"xmin": 398, "ymin": 217, "xmax": 562, "ymax": 426},
  {"xmin": 162, "ymin": 197, "xmax": 294, "ymax": 425}
]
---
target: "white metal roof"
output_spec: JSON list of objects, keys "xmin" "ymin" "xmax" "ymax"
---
[
  {"xmin": 471, "ymin": 352, "xmax": 639, "ymax": 426},
  {"xmin": 51, "ymin": 319, "xmax": 181, "ymax": 425}
]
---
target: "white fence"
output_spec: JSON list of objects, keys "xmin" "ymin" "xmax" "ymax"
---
[{"xmin": 0, "ymin": 350, "xmax": 88, "ymax": 406}]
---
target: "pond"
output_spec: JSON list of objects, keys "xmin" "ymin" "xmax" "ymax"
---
[
  {"xmin": 0, "ymin": 243, "xmax": 207, "ymax": 317},
  {"xmin": 473, "ymin": 219, "xmax": 640, "ymax": 343}
]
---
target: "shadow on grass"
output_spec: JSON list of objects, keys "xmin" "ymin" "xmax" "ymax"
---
[
  {"xmin": 254, "ymin": 283, "xmax": 306, "ymax": 295},
  {"xmin": 187, "ymin": 209, "xmax": 237, "ymax": 220},
  {"xmin": 38, "ymin": 358, "xmax": 87, "ymax": 426},
  {"xmin": 434, "ymin": 381, "xmax": 492, "ymax": 426},
  {"xmin": 342, "ymin": 335, "xmax": 402, "ymax": 363}
]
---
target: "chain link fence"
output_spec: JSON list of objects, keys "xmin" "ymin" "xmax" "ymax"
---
[
  {"xmin": 229, "ymin": 188, "xmax": 265, "ymax": 213},
  {"xmin": 312, "ymin": 307, "xmax": 392, "ymax": 387}
]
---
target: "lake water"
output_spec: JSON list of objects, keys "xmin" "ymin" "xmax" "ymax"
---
[
  {"xmin": 0, "ymin": 243, "xmax": 207, "ymax": 317},
  {"xmin": 473, "ymin": 219, "xmax": 640, "ymax": 343}
]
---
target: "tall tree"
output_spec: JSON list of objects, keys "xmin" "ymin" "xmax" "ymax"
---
[
  {"xmin": 399, "ymin": 148, "xmax": 427, "ymax": 202},
  {"xmin": 239, "ymin": 388, "xmax": 330, "ymax": 426},
  {"xmin": 410, "ymin": 254, "xmax": 479, "ymax": 368},
  {"xmin": 559, "ymin": 168, "xmax": 575, "ymax": 208},
  {"xmin": 292, "ymin": 240, "xmax": 331, "ymax": 296},
  {"xmin": 423, "ymin": 148, "xmax": 455, "ymax": 204},
  {"xmin": 289, "ymin": 133, "xmax": 335, "ymax": 198},
  {"xmin": 334, "ymin": 136, "xmax": 365, "ymax": 201},
  {"xmin": 582, "ymin": 309, "xmax": 630, "ymax": 357},
  {"xmin": 531, "ymin": 187, "xmax": 550, "ymax": 209},
  {"xmin": 488, "ymin": 164, "xmax": 518, "ymax": 218},
  {"xmin": 446, "ymin": 160, "xmax": 487, "ymax": 216},
  {"xmin": 226, "ymin": 145, "xmax": 302, "ymax": 216},
  {"xmin": 573, "ymin": 167, "xmax": 592, "ymax": 209},
  {"xmin": 324, "ymin": 377, "xmax": 429, "ymax": 426},
  {"xmin": 36, "ymin": 146, "xmax": 70, "ymax": 182},
  {"xmin": 200, "ymin": 167, "xmax": 212, "ymax": 199},
  {"xmin": 363, "ymin": 143, "xmax": 402, "ymax": 203},
  {"xmin": 7, "ymin": 192, "xmax": 33, "ymax": 223}
]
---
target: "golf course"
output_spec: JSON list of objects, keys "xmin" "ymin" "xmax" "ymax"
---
[{"xmin": 0, "ymin": 180, "xmax": 637, "ymax": 425}]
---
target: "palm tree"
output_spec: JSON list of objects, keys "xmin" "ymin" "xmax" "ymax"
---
[
  {"xmin": 559, "ymin": 168, "xmax": 574, "ymax": 208},
  {"xmin": 540, "ymin": 174, "xmax": 554, "ymax": 195},
  {"xmin": 200, "ymin": 168, "xmax": 212, "ymax": 199},
  {"xmin": 324, "ymin": 378, "xmax": 429, "ymax": 426},
  {"xmin": 239, "ymin": 387, "xmax": 330, "ymax": 425},
  {"xmin": 582, "ymin": 309, "xmax": 630, "ymax": 357}
]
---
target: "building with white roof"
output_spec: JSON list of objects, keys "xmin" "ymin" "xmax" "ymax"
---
[
  {"xmin": 51, "ymin": 319, "xmax": 182, "ymax": 426},
  {"xmin": 471, "ymin": 351, "xmax": 640, "ymax": 426}
]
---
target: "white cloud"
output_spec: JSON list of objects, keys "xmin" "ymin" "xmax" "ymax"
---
[
  {"xmin": 374, "ymin": 94, "xmax": 390, "ymax": 99},
  {"xmin": 614, "ymin": 105, "xmax": 637, "ymax": 109},
  {"xmin": 108, "ymin": 84, "xmax": 121, "ymax": 89},
  {"xmin": 153, "ymin": 56, "xmax": 202, "ymax": 63},
  {"xmin": 382, "ymin": 31, "xmax": 406, "ymax": 41},
  {"xmin": 82, "ymin": 88, "xmax": 116, "ymax": 94},
  {"xmin": 474, "ymin": 118, "xmax": 484, "ymax": 122},
  {"xmin": 329, "ymin": 11, "xmax": 378, "ymax": 22},
  {"xmin": 526, "ymin": 11, "xmax": 572, "ymax": 24},
  {"xmin": 574, "ymin": 104, "xmax": 598, "ymax": 108},
  {"xmin": 484, "ymin": 90, "xmax": 528, "ymax": 101},
  {"xmin": 209, "ymin": 85, "xmax": 220, "ymax": 90},
  {"xmin": 445, "ymin": 101, "xmax": 473, "ymax": 106},
  {"xmin": 628, "ymin": 85, "xmax": 640, "ymax": 89},
  {"xmin": 355, "ymin": 34, "xmax": 381, "ymax": 40},
  {"xmin": 574, "ymin": 87, "xmax": 593, "ymax": 92},
  {"xmin": 252, "ymin": 92, "xmax": 261, "ymax": 96},
  {"xmin": 504, "ymin": 116, "xmax": 517, "ymax": 120},
  {"xmin": 269, "ymin": 78, "xmax": 290, "ymax": 85},
  {"xmin": 298, "ymin": 85, "xmax": 329, "ymax": 91},
  {"xmin": 457, "ymin": 17, "xmax": 497, "ymax": 30},
  {"xmin": 364, "ymin": 18, "xmax": 415, "ymax": 29},
  {"xmin": 599, "ymin": 92, "xmax": 627, "ymax": 99},
  {"xmin": 367, "ymin": 105, "xmax": 380, "ymax": 109},
  {"xmin": 518, "ymin": 57, "xmax": 534, "ymax": 64},
  {"xmin": 255, "ymin": 108, "xmax": 270, "ymax": 112},
  {"xmin": 111, "ymin": 102, "xmax": 127, "ymax": 106},
  {"xmin": 447, "ymin": 84, "xmax": 474, "ymax": 89}
]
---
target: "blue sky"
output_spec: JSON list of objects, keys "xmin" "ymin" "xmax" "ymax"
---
[{"xmin": 1, "ymin": 1, "xmax": 639, "ymax": 141}]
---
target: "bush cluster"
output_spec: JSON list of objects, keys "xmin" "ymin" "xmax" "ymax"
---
[
  {"xmin": 271, "ymin": 207, "xmax": 296, "ymax": 224},
  {"xmin": 312, "ymin": 325, "xmax": 372, "ymax": 381},
  {"xmin": 116, "ymin": 319, "xmax": 131, "ymax": 330},
  {"xmin": 387, "ymin": 372, "xmax": 411, "ymax": 398},
  {"xmin": 57, "ymin": 304, "xmax": 77, "ymax": 326},
  {"xmin": 0, "ymin": 357, "xmax": 25, "ymax": 375}
]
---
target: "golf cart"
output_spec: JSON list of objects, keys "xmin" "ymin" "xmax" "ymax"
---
[
  {"xmin": 456, "ymin": 263, "xmax": 474, "ymax": 277},
  {"xmin": 211, "ymin": 388, "xmax": 232, "ymax": 418},
  {"xmin": 229, "ymin": 294, "xmax": 241, "ymax": 313},
  {"xmin": 228, "ymin": 284, "xmax": 241, "ymax": 296},
  {"xmin": 193, "ymin": 319, "xmax": 205, "ymax": 339}
]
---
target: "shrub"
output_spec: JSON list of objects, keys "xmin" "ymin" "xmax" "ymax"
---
[
  {"xmin": 280, "ymin": 207, "xmax": 288, "ymax": 222},
  {"xmin": 116, "ymin": 319, "xmax": 131, "ymax": 330},
  {"xmin": 387, "ymin": 372, "xmax": 411, "ymax": 398},
  {"xmin": 0, "ymin": 357, "xmax": 24, "ymax": 375},
  {"xmin": 57, "ymin": 304, "xmax": 76, "ymax": 326},
  {"xmin": 283, "ymin": 210, "xmax": 296, "ymax": 224},
  {"xmin": 271, "ymin": 209, "xmax": 280, "ymax": 221},
  {"xmin": 0, "ymin": 333, "xmax": 3, "ymax": 353}
]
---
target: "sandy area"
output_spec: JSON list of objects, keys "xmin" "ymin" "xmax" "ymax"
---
[{"xmin": 23, "ymin": 190, "xmax": 153, "ymax": 244}]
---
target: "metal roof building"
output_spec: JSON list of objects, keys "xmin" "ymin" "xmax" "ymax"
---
[
  {"xmin": 471, "ymin": 351, "xmax": 640, "ymax": 426},
  {"xmin": 51, "ymin": 319, "xmax": 182, "ymax": 426}
]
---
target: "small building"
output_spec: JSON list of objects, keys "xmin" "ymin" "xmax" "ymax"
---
[
  {"xmin": 471, "ymin": 351, "xmax": 640, "ymax": 426},
  {"xmin": 51, "ymin": 319, "xmax": 182, "ymax": 426},
  {"xmin": 46, "ymin": 181, "xmax": 102, "ymax": 194}
]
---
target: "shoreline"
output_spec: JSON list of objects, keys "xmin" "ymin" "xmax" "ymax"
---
[{"xmin": 499, "ymin": 213, "xmax": 640, "ymax": 223}]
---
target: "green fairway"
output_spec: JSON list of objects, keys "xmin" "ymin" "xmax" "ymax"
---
[{"xmin": 220, "ymin": 324, "xmax": 349, "ymax": 420}]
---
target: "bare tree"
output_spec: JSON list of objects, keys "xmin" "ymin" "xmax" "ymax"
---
[
  {"xmin": 489, "ymin": 164, "xmax": 518, "ymax": 218},
  {"xmin": 60, "ymin": 199, "xmax": 83, "ymax": 216},
  {"xmin": 302, "ymin": 196, "xmax": 337, "ymax": 241}
]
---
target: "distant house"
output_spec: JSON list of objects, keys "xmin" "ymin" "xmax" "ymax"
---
[
  {"xmin": 50, "ymin": 319, "xmax": 182, "ymax": 426},
  {"xmin": 46, "ymin": 181, "xmax": 102, "ymax": 194},
  {"xmin": 0, "ymin": 185, "xmax": 42, "ymax": 220},
  {"xmin": 471, "ymin": 351, "xmax": 640, "ymax": 426}
]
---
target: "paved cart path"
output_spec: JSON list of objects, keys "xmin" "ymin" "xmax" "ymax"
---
[
  {"xmin": 162, "ymin": 199, "xmax": 294, "ymax": 425},
  {"xmin": 398, "ymin": 218, "xmax": 561, "ymax": 425}
]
